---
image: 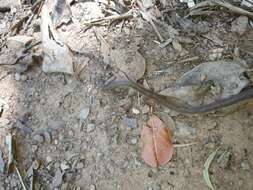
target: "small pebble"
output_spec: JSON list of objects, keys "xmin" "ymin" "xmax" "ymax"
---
[
  {"xmin": 87, "ymin": 123, "xmax": 95, "ymax": 133},
  {"xmin": 68, "ymin": 129, "xmax": 74, "ymax": 136},
  {"xmin": 131, "ymin": 138, "xmax": 138, "ymax": 145},
  {"xmin": 14, "ymin": 73, "xmax": 21, "ymax": 81},
  {"xmin": 76, "ymin": 162, "xmax": 84, "ymax": 169},
  {"xmin": 79, "ymin": 107, "xmax": 90, "ymax": 120},
  {"xmin": 32, "ymin": 145, "xmax": 38, "ymax": 152},
  {"xmin": 241, "ymin": 160, "xmax": 250, "ymax": 171},
  {"xmin": 141, "ymin": 105, "xmax": 150, "ymax": 114},
  {"xmin": 46, "ymin": 155, "xmax": 53, "ymax": 163},
  {"xmin": 32, "ymin": 160, "xmax": 40, "ymax": 170},
  {"xmin": 33, "ymin": 134, "xmax": 44, "ymax": 143},
  {"xmin": 231, "ymin": 16, "xmax": 248, "ymax": 35},
  {"xmin": 90, "ymin": 184, "xmax": 96, "ymax": 190},
  {"xmin": 20, "ymin": 74, "xmax": 28, "ymax": 81},
  {"xmin": 44, "ymin": 131, "xmax": 52, "ymax": 143},
  {"xmin": 132, "ymin": 108, "xmax": 140, "ymax": 115},
  {"xmin": 48, "ymin": 120, "xmax": 65, "ymax": 130},
  {"xmin": 61, "ymin": 161, "xmax": 70, "ymax": 171},
  {"xmin": 175, "ymin": 122, "xmax": 196, "ymax": 138},
  {"xmin": 122, "ymin": 116, "xmax": 137, "ymax": 129}
]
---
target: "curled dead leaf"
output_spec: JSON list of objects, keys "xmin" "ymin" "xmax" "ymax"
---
[{"xmin": 141, "ymin": 115, "xmax": 174, "ymax": 167}]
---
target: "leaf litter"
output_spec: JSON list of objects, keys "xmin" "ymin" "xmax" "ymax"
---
[
  {"xmin": 141, "ymin": 115, "xmax": 174, "ymax": 167},
  {"xmin": 0, "ymin": 0, "xmax": 253, "ymax": 189}
]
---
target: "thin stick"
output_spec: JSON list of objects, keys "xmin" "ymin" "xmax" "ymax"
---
[
  {"xmin": 190, "ymin": 0, "xmax": 253, "ymax": 19},
  {"xmin": 15, "ymin": 165, "xmax": 28, "ymax": 190},
  {"xmin": 174, "ymin": 142, "xmax": 198, "ymax": 148},
  {"xmin": 84, "ymin": 9, "xmax": 133, "ymax": 25},
  {"xmin": 149, "ymin": 19, "xmax": 164, "ymax": 42}
]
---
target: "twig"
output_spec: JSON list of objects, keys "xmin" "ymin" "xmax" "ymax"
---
[
  {"xmin": 190, "ymin": 0, "xmax": 253, "ymax": 19},
  {"xmin": 84, "ymin": 9, "xmax": 133, "ymax": 25},
  {"xmin": 15, "ymin": 165, "xmax": 28, "ymax": 190},
  {"xmin": 159, "ymin": 38, "xmax": 173, "ymax": 48},
  {"xmin": 149, "ymin": 19, "xmax": 164, "ymax": 42},
  {"xmin": 174, "ymin": 142, "xmax": 198, "ymax": 148},
  {"xmin": 166, "ymin": 56, "xmax": 200, "ymax": 65}
]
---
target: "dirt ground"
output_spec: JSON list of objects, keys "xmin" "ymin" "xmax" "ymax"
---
[{"xmin": 0, "ymin": 0, "xmax": 253, "ymax": 190}]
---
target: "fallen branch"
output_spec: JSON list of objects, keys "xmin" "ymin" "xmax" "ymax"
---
[
  {"xmin": 83, "ymin": 9, "xmax": 133, "ymax": 26},
  {"xmin": 190, "ymin": 0, "xmax": 253, "ymax": 19}
]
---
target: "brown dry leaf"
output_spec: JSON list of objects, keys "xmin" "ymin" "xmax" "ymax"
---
[{"xmin": 141, "ymin": 115, "xmax": 174, "ymax": 167}]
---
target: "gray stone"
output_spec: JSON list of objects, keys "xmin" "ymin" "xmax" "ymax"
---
[
  {"xmin": 7, "ymin": 35, "xmax": 33, "ymax": 50},
  {"xmin": 141, "ymin": 105, "xmax": 150, "ymax": 114},
  {"xmin": 44, "ymin": 131, "xmax": 52, "ymax": 143},
  {"xmin": 76, "ymin": 162, "xmax": 84, "ymax": 169},
  {"xmin": 33, "ymin": 134, "xmax": 44, "ymax": 143},
  {"xmin": 60, "ymin": 161, "xmax": 70, "ymax": 171},
  {"xmin": 48, "ymin": 120, "xmax": 65, "ymax": 130},
  {"xmin": 122, "ymin": 116, "xmax": 137, "ymax": 129},
  {"xmin": 241, "ymin": 160, "xmax": 250, "ymax": 170},
  {"xmin": 130, "ymin": 138, "xmax": 138, "ymax": 145},
  {"xmin": 20, "ymin": 74, "xmax": 28, "ymax": 81},
  {"xmin": 14, "ymin": 73, "xmax": 21, "ymax": 81},
  {"xmin": 90, "ymin": 184, "xmax": 96, "ymax": 190},
  {"xmin": 52, "ymin": 168, "xmax": 64, "ymax": 187},
  {"xmin": 79, "ymin": 107, "xmax": 90, "ymax": 120},
  {"xmin": 87, "ymin": 123, "xmax": 95, "ymax": 133},
  {"xmin": 46, "ymin": 155, "xmax": 53, "ymax": 163},
  {"xmin": 231, "ymin": 16, "xmax": 248, "ymax": 35},
  {"xmin": 175, "ymin": 122, "xmax": 196, "ymax": 138}
]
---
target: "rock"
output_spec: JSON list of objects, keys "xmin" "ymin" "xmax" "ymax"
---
[
  {"xmin": 46, "ymin": 155, "xmax": 53, "ymax": 163},
  {"xmin": 32, "ymin": 145, "xmax": 38, "ymax": 152},
  {"xmin": 175, "ymin": 122, "xmax": 196, "ymax": 138},
  {"xmin": 209, "ymin": 48, "xmax": 223, "ymax": 61},
  {"xmin": 90, "ymin": 184, "xmax": 96, "ymax": 190},
  {"xmin": 141, "ymin": 105, "xmax": 150, "ymax": 114},
  {"xmin": 7, "ymin": 35, "xmax": 33, "ymax": 50},
  {"xmin": 52, "ymin": 168, "xmax": 64, "ymax": 188},
  {"xmin": 87, "ymin": 123, "xmax": 95, "ymax": 133},
  {"xmin": 130, "ymin": 138, "xmax": 138, "ymax": 145},
  {"xmin": 48, "ymin": 120, "xmax": 65, "ymax": 130},
  {"xmin": 241, "ymin": 160, "xmax": 250, "ymax": 170},
  {"xmin": 33, "ymin": 134, "xmax": 44, "ymax": 143},
  {"xmin": 132, "ymin": 108, "xmax": 140, "ymax": 115},
  {"xmin": 14, "ymin": 73, "xmax": 21, "ymax": 81},
  {"xmin": 20, "ymin": 74, "xmax": 28, "ymax": 81},
  {"xmin": 79, "ymin": 107, "xmax": 90, "ymax": 120},
  {"xmin": 44, "ymin": 131, "xmax": 52, "ymax": 143},
  {"xmin": 76, "ymin": 162, "xmax": 84, "ymax": 169},
  {"xmin": 122, "ymin": 116, "xmax": 137, "ymax": 129},
  {"xmin": 231, "ymin": 16, "xmax": 248, "ymax": 35},
  {"xmin": 205, "ymin": 120, "xmax": 217, "ymax": 130},
  {"xmin": 60, "ymin": 161, "xmax": 70, "ymax": 171},
  {"xmin": 147, "ymin": 184, "xmax": 161, "ymax": 190}
]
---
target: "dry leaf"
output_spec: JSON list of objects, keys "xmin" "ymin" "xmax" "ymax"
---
[
  {"xmin": 141, "ymin": 115, "xmax": 174, "ymax": 167},
  {"xmin": 41, "ymin": 3, "xmax": 74, "ymax": 75}
]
